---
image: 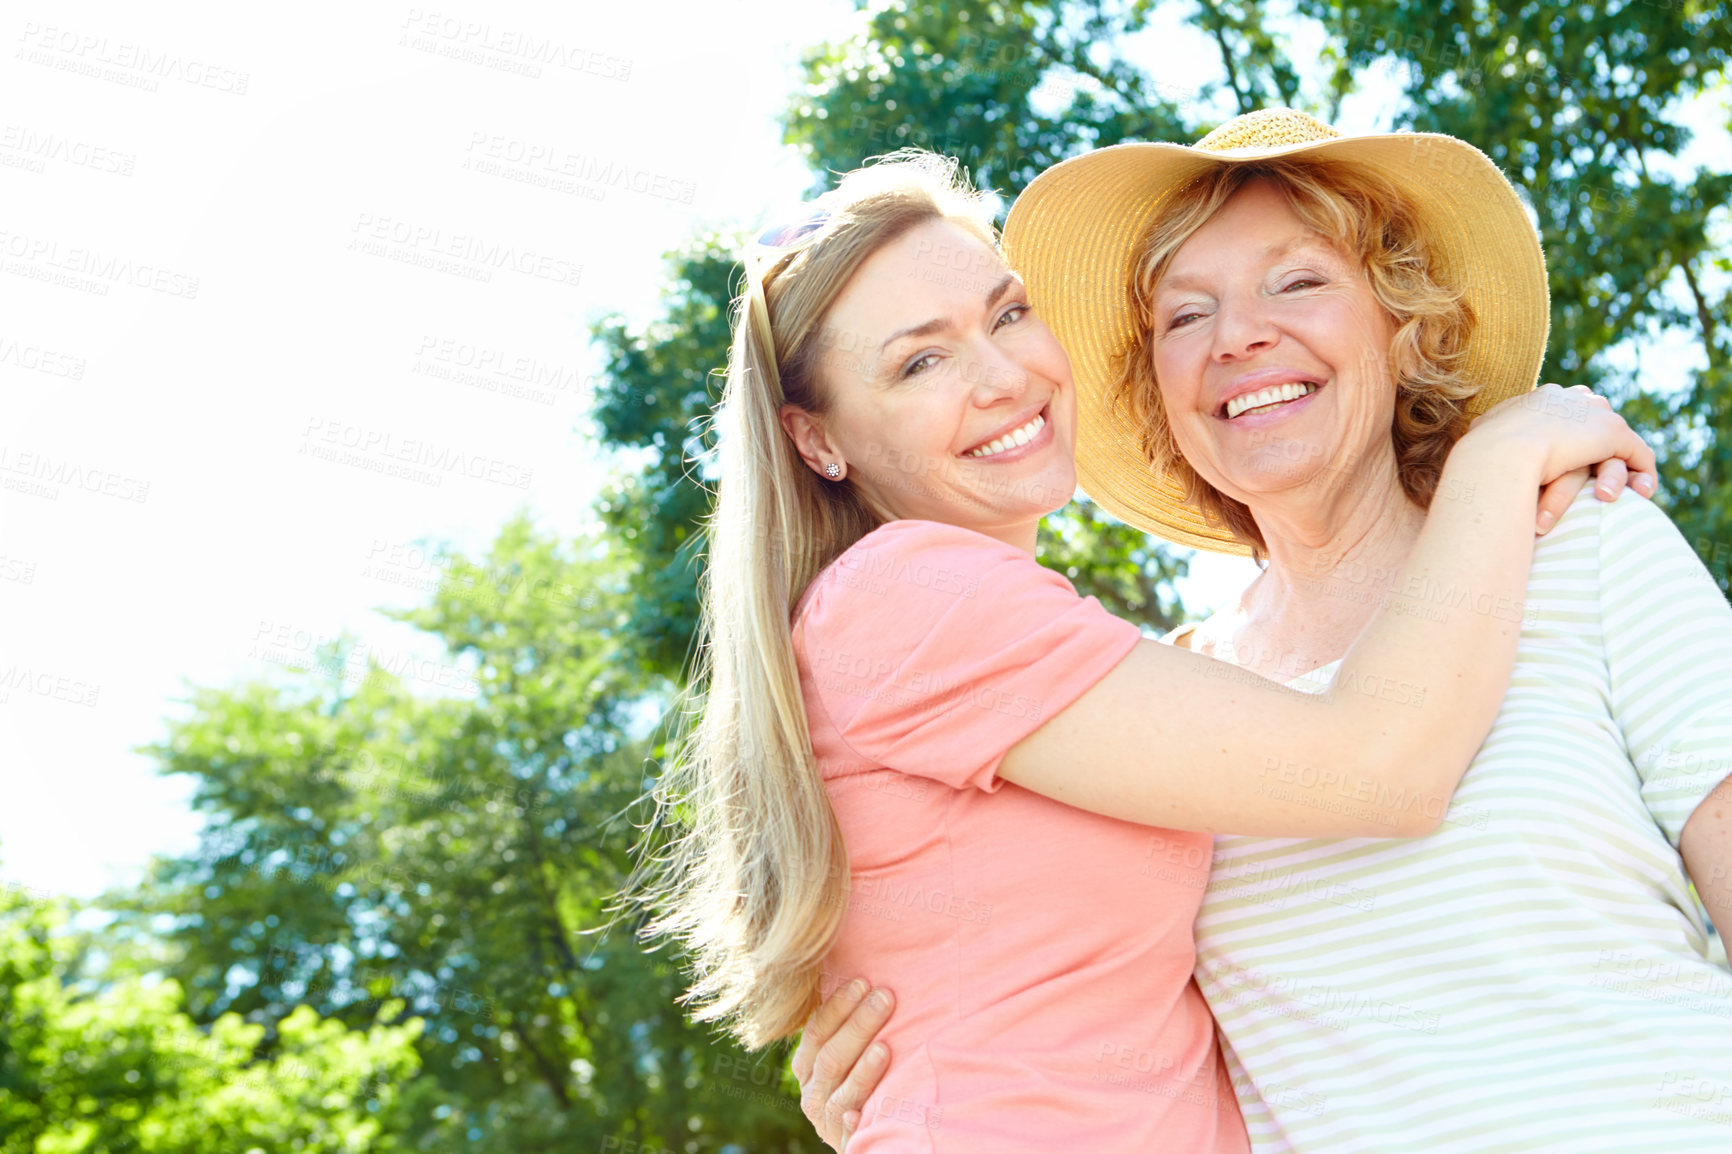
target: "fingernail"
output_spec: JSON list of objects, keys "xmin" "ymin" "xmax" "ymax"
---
[
  {"xmin": 867, "ymin": 988, "xmax": 892, "ymax": 1011},
  {"xmin": 846, "ymin": 979, "xmax": 868, "ymax": 1000},
  {"xmin": 867, "ymin": 1042, "xmax": 888, "ymax": 1061},
  {"xmin": 1537, "ymin": 510, "xmax": 1556, "ymax": 533}
]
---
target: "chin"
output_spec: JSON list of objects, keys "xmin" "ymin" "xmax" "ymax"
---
[
  {"xmin": 1215, "ymin": 446, "xmax": 1325, "ymax": 488},
  {"xmin": 1037, "ymin": 467, "xmax": 1078, "ymax": 514}
]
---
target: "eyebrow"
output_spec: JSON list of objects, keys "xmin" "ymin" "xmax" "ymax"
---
[
  {"xmin": 1156, "ymin": 235, "xmax": 1332, "ymax": 295},
  {"xmin": 877, "ymin": 272, "xmax": 1019, "ymax": 356}
]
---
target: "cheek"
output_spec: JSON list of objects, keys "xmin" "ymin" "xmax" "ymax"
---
[
  {"xmin": 1022, "ymin": 328, "xmax": 1072, "ymax": 383},
  {"xmin": 834, "ymin": 397, "xmax": 912, "ymax": 466},
  {"xmin": 1151, "ymin": 339, "xmax": 1203, "ymax": 405},
  {"xmin": 1151, "ymin": 371, "xmax": 1203, "ymax": 448},
  {"xmin": 875, "ymin": 389, "xmax": 967, "ymax": 462}
]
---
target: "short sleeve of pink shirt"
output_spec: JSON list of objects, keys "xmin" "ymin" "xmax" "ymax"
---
[{"xmin": 795, "ymin": 520, "xmax": 1143, "ymax": 791}]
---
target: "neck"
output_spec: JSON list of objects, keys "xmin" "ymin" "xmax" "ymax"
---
[
  {"xmin": 978, "ymin": 518, "xmax": 1041, "ymax": 556},
  {"xmin": 1237, "ymin": 451, "xmax": 1425, "ymax": 644}
]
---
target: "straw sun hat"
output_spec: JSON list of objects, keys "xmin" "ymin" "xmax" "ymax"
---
[{"xmin": 1002, "ymin": 107, "xmax": 1550, "ymax": 555}]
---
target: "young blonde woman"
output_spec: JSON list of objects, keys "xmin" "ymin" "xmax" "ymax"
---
[{"xmin": 640, "ymin": 151, "xmax": 1653, "ymax": 1151}]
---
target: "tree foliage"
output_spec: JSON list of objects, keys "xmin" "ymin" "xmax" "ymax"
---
[
  {"xmin": 100, "ymin": 521, "xmax": 819, "ymax": 1151},
  {"xmin": 590, "ymin": 242, "xmax": 738, "ymax": 681},
  {"xmin": 0, "ymin": 889, "xmax": 421, "ymax": 1154}
]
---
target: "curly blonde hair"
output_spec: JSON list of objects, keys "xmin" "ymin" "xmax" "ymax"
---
[{"xmin": 1114, "ymin": 159, "xmax": 1479, "ymax": 557}]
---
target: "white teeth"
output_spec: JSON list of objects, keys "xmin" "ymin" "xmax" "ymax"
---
[
  {"xmin": 967, "ymin": 413, "xmax": 1046, "ymax": 458},
  {"xmin": 1226, "ymin": 381, "xmax": 1317, "ymax": 419}
]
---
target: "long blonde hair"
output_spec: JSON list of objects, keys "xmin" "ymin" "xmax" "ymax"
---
[{"xmin": 638, "ymin": 153, "xmax": 997, "ymax": 1048}]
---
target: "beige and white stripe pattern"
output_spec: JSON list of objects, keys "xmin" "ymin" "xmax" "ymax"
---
[{"xmin": 1187, "ymin": 489, "xmax": 1732, "ymax": 1152}]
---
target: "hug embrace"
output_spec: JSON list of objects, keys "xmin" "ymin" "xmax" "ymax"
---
[{"xmin": 637, "ymin": 109, "xmax": 1732, "ymax": 1151}]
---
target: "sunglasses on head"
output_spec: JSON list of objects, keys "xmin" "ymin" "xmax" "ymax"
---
[{"xmin": 743, "ymin": 207, "xmax": 835, "ymax": 387}]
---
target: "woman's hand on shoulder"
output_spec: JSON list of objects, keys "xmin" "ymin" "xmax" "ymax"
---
[
  {"xmin": 1458, "ymin": 384, "xmax": 1658, "ymax": 534},
  {"xmin": 791, "ymin": 980, "xmax": 895, "ymax": 1151}
]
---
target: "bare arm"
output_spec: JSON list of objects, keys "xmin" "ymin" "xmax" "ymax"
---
[
  {"xmin": 1682, "ymin": 782, "xmax": 1732, "ymax": 943},
  {"xmin": 999, "ymin": 386, "xmax": 1657, "ymax": 837}
]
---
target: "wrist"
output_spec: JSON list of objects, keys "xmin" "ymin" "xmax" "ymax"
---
[{"xmin": 1449, "ymin": 426, "xmax": 1547, "ymax": 493}]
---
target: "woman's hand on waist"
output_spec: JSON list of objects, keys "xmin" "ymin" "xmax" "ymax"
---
[{"xmin": 793, "ymin": 979, "xmax": 896, "ymax": 1150}]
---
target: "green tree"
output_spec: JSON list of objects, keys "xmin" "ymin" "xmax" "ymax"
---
[
  {"xmin": 590, "ymin": 240, "xmax": 738, "ymax": 682},
  {"xmin": 109, "ymin": 521, "xmax": 819, "ymax": 1152},
  {"xmin": 0, "ymin": 888, "xmax": 421, "ymax": 1154}
]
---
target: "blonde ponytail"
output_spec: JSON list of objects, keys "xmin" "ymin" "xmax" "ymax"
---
[{"xmin": 637, "ymin": 153, "xmax": 997, "ymax": 1047}]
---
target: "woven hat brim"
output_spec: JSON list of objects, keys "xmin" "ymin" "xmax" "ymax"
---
[{"xmin": 1003, "ymin": 132, "xmax": 1551, "ymax": 555}]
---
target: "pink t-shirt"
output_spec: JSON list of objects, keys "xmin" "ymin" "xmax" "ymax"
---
[{"xmin": 794, "ymin": 520, "xmax": 1249, "ymax": 1153}]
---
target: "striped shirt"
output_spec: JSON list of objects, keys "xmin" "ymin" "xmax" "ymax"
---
[{"xmin": 1181, "ymin": 488, "xmax": 1732, "ymax": 1151}]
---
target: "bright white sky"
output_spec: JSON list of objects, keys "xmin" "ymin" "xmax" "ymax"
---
[{"xmin": 0, "ymin": 2, "xmax": 1721, "ymax": 901}]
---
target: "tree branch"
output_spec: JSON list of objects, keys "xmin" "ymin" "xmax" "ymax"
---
[
  {"xmin": 520, "ymin": 762, "xmax": 585, "ymax": 977},
  {"xmin": 512, "ymin": 1025, "xmax": 573, "ymax": 1110},
  {"xmin": 1200, "ymin": 6, "xmax": 1251, "ymax": 113},
  {"xmin": 1624, "ymin": 142, "xmax": 1722, "ymax": 369},
  {"xmin": 1027, "ymin": 33, "xmax": 1141, "ymax": 111},
  {"xmin": 1680, "ymin": 257, "xmax": 1726, "ymax": 370},
  {"xmin": 1324, "ymin": 61, "xmax": 1350, "ymax": 123}
]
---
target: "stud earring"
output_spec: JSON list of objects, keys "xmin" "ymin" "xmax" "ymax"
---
[{"xmin": 823, "ymin": 462, "xmax": 842, "ymax": 479}]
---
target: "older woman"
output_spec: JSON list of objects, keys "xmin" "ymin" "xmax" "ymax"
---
[{"xmin": 793, "ymin": 111, "xmax": 1731, "ymax": 1151}]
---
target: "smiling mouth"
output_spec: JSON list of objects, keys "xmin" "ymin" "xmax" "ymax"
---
[
  {"xmin": 1223, "ymin": 381, "xmax": 1320, "ymax": 420},
  {"xmin": 965, "ymin": 410, "xmax": 1048, "ymax": 458}
]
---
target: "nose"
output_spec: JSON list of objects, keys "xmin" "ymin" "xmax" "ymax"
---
[
  {"xmin": 962, "ymin": 338, "xmax": 1030, "ymax": 404},
  {"xmin": 1210, "ymin": 293, "xmax": 1279, "ymax": 363}
]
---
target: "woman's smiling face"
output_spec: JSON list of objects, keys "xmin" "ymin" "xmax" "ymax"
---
[
  {"xmin": 1150, "ymin": 178, "xmax": 1401, "ymax": 509},
  {"xmin": 796, "ymin": 218, "xmax": 1079, "ymax": 539}
]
